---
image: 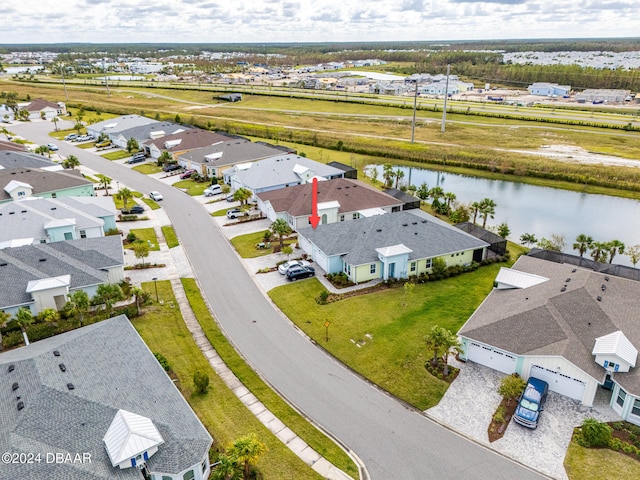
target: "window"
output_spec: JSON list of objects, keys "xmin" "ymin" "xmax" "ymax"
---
[
  {"xmin": 202, "ymin": 457, "xmax": 208, "ymax": 473},
  {"xmin": 64, "ymin": 232, "xmax": 73, "ymax": 240},
  {"xmin": 339, "ymin": 215, "xmax": 345, "ymax": 222},
  {"xmin": 18, "ymin": 191, "xmax": 26, "ymax": 197},
  {"xmin": 617, "ymin": 388, "xmax": 626, "ymax": 407},
  {"xmin": 633, "ymin": 399, "xmax": 640, "ymax": 417},
  {"xmin": 352, "ymin": 213, "xmax": 359, "ymax": 220},
  {"xmin": 183, "ymin": 470, "xmax": 195, "ymax": 480},
  {"xmin": 162, "ymin": 476, "xmax": 173, "ymax": 480},
  {"xmin": 51, "ymin": 193, "xmax": 57, "ymax": 198},
  {"xmin": 425, "ymin": 258, "xmax": 432, "ymax": 268},
  {"xmin": 410, "ymin": 262, "xmax": 416, "ymax": 272},
  {"xmin": 79, "ymin": 230, "xmax": 87, "ymax": 239},
  {"xmin": 344, "ymin": 264, "xmax": 351, "ymax": 276},
  {"xmin": 370, "ymin": 264, "xmax": 376, "ymax": 274}
]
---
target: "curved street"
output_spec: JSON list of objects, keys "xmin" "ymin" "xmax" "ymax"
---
[{"xmin": 10, "ymin": 120, "xmax": 545, "ymax": 480}]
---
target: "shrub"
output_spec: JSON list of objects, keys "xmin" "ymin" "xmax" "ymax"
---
[
  {"xmin": 126, "ymin": 232, "xmax": 137, "ymax": 243},
  {"xmin": 498, "ymin": 374, "xmax": 526, "ymax": 405},
  {"xmin": 315, "ymin": 290, "xmax": 329, "ymax": 305},
  {"xmin": 193, "ymin": 371, "xmax": 210, "ymax": 394},
  {"xmin": 493, "ymin": 406, "xmax": 506, "ymax": 424},
  {"xmin": 154, "ymin": 352, "xmax": 171, "ymax": 371},
  {"xmin": 609, "ymin": 437, "xmax": 623, "ymax": 451},
  {"xmin": 580, "ymin": 418, "xmax": 612, "ymax": 447},
  {"xmin": 2, "ymin": 330, "xmax": 23, "ymax": 349}
]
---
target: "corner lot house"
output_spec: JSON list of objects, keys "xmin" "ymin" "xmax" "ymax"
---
[
  {"xmin": 257, "ymin": 178, "xmax": 403, "ymax": 230},
  {"xmin": 1, "ymin": 168, "xmax": 95, "ymax": 204},
  {"xmin": 145, "ymin": 129, "xmax": 229, "ymax": 161},
  {"xmin": 110, "ymin": 121, "xmax": 189, "ymax": 150},
  {"xmin": 458, "ymin": 255, "xmax": 640, "ymax": 426},
  {"xmin": 86, "ymin": 115, "xmax": 159, "ymax": 143},
  {"xmin": 0, "ymin": 315, "xmax": 213, "ymax": 480},
  {"xmin": 298, "ymin": 211, "xmax": 488, "ymax": 283},
  {"xmin": 18, "ymin": 98, "xmax": 66, "ymax": 120}
]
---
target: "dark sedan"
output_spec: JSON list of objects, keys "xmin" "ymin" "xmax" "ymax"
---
[{"xmin": 286, "ymin": 265, "xmax": 315, "ymax": 281}]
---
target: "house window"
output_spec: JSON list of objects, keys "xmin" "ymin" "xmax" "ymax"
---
[
  {"xmin": 64, "ymin": 232, "xmax": 73, "ymax": 240},
  {"xmin": 410, "ymin": 262, "xmax": 416, "ymax": 272},
  {"xmin": 392, "ymin": 206, "xmax": 401, "ymax": 212},
  {"xmin": 51, "ymin": 193, "xmax": 57, "ymax": 198},
  {"xmin": 425, "ymin": 258, "xmax": 432, "ymax": 268},
  {"xmin": 339, "ymin": 215, "xmax": 345, "ymax": 222},
  {"xmin": 352, "ymin": 213, "xmax": 359, "ymax": 220},
  {"xmin": 344, "ymin": 264, "xmax": 351, "ymax": 276},
  {"xmin": 162, "ymin": 476, "xmax": 172, "ymax": 480},
  {"xmin": 79, "ymin": 230, "xmax": 87, "ymax": 239},
  {"xmin": 201, "ymin": 457, "xmax": 208, "ymax": 473},
  {"xmin": 370, "ymin": 264, "xmax": 376, "ymax": 274},
  {"xmin": 633, "ymin": 399, "xmax": 640, "ymax": 417},
  {"xmin": 17, "ymin": 191, "xmax": 26, "ymax": 197},
  {"xmin": 183, "ymin": 470, "xmax": 195, "ymax": 480},
  {"xmin": 617, "ymin": 388, "xmax": 626, "ymax": 407}
]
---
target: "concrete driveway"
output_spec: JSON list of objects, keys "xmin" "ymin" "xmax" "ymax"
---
[{"xmin": 428, "ymin": 361, "xmax": 621, "ymax": 479}]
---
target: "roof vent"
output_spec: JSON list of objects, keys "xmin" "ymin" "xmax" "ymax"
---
[
  {"xmin": 59, "ymin": 363, "xmax": 66, "ymax": 372},
  {"xmin": 17, "ymin": 401, "xmax": 24, "ymax": 411},
  {"xmin": 402, "ymin": 223, "xmax": 408, "ymax": 227},
  {"xmin": 605, "ymin": 276, "xmax": 609, "ymax": 281},
  {"xmin": 39, "ymin": 258, "xmax": 46, "ymax": 262},
  {"xmin": 53, "ymin": 350, "xmax": 60, "ymax": 357},
  {"xmin": 376, "ymin": 229, "xmax": 382, "ymax": 232},
  {"xmin": 21, "ymin": 210, "xmax": 27, "ymax": 213},
  {"xmin": 9, "ymin": 211, "xmax": 15, "ymax": 215},
  {"xmin": 51, "ymin": 207, "xmax": 56, "ymax": 210},
  {"xmin": 597, "ymin": 296, "xmax": 602, "ymax": 302},
  {"xmin": 8, "ymin": 364, "xmax": 15, "ymax": 373},
  {"xmin": 0, "ymin": 263, "xmax": 7, "ymax": 267},
  {"xmin": 565, "ymin": 278, "xmax": 571, "ymax": 282},
  {"xmin": 412, "ymin": 222, "xmax": 417, "ymax": 225},
  {"xmin": 560, "ymin": 287, "xmax": 566, "ymax": 292},
  {"xmin": 572, "ymin": 268, "xmax": 577, "ymax": 273},
  {"xmin": 67, "ymin": 383, "xmax": 75, "ymax": 390},
  {"xmin": 421, "ymin": 220, "xmax": 427, "ymax": 223},
  {"xmin": 601, "ymin": 284, "xmax": 606, "ymax": 291},
  {"xmin": 12, "ymin": 382, "xmax": 19, "ymax": 391}
]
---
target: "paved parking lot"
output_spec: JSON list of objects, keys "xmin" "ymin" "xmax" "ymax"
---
[{"xmin": 428, "ymin": 361, "xmax": 621, "ymax": 480}]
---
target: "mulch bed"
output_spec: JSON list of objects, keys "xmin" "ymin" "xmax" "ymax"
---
[
  {"xmin": 424, "ymin": 360, "xmax": 460, "ymax": 384},
  {"xmin": 488, "ymin": 396, "xmax": 519, "ymax": 442}
]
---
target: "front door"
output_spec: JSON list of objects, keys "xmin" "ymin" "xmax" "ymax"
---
[{"xmin": 389, "ymin": 262, "xmax": 395, "ymax": 278}]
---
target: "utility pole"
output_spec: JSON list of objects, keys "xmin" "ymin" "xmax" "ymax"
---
[
  {"xmin": 411, "ymin": 79, "xmax": 418, "ymax": 143},
  {"xmin": 60, "ymin": 64, "xmax": 69, "ymax": 102},
  {"xmin": 441, "ymin": 64, "xmax": 450, "ymax": 133}
]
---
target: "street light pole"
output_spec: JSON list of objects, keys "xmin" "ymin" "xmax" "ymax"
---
[{"xmin": 152, "ymin": 277, "xmax": 159, "ymax": 302}]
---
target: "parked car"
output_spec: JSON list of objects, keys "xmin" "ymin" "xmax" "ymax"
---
[
  {"xmin": 127, "ymin": 153, "xmax": 146, "ymax": 164},
  {"xmin": 163, "ymin": 163, "xmax": 181, "ymax": 172},
  {"xmin": 95, "ymin": 140, "xmax": 111, "ymax": 148},
  {"xmin": 286, "ymin": 265, "xmax": 315, "ymax": 281},
  {"xmin": 64, "ymin": 133, "xmax": 78, "ymax": 141},
  {"xmin": 47, "ymin": 143, "xmax": 58, "ymax": 151},
  {"xmin": 179, "ymin": 169, "xmax": 196, "ymax": 179},
  {"xmin": 204, "ymin": 185, "xmax": 223, "ymax": 197},
  {"xmin": 75, "ymin": 134, "xmax": 93, "ymax": 142},
  {"xmin": 513, "ymin": 377, "xmax": 549, "ymax": 429},
  {"xmin": 226, "ymin": 208, "xmax": 249, "ymax": 219},
  {"xmin": 149, "ymin": 191, "xmax": 163, "ymax": 201},
  {"xmin": 226, "ymin": 192, "xmax": 236, "ymax": 202},
  {"xmin": 121, "ymin": 205, "xmax": 144, "ymax": 215},
  {"xmin": 278, "ymin": 260, "xmax": 310, "ymax": 275}
]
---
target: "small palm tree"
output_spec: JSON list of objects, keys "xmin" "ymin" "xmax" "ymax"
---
[
  {"xmin": 573, "ymin": 234, "xmax": 594, "ymax": 258},
  {"xmin": 607, "ymin": 239, "xmax": 625, "ymax": 264},
  {"xmin": 479, "ymin": 198, "xmax": 497, "ymax": 228},
  {"xmin": 228, "ymin": 433, "xmax": 267, "ymax": 480},
  {"xmin": 64, "ymin": 290, "xmax": 90, "ymax": 326},
  {"xmin": 0, "ymin": 310, "xmax": 11, "ymax": 351},
  {"xmin": 15, "ymin": 307, "xmax": 34, "ymax": 345},
  {"xmin": 62, "ymin": 154, "xmax": 80, "ymax": 170},
  {"xmin": 471, "ymin": 201, "xmax": 481, "ymax": 224},
  {"xmin": 96, "ymin": 174, "xmax": 112, "ymax": 196},
  {"xmin": 119, "ymin": 187, "xmax": 133, "ymax": 210},
  {"xmin": 270, "ymin": 218, "xmax": 292, "ymax": 250},
  {"xmin": 590, "ymin": 242, "xmax": 609, "ymax": 263},
  {"xmin": 93, "ymin": 283, "xmax": 124, "ymax": 317},
  {"xmin": 393, "ymin": 168, "xmax": 404, "ymax": 189},
  {"xmin": 233, "ymin": 187, "xmax": 253, "ymax": 208}
]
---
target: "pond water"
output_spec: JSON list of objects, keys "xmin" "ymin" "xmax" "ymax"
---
[{"xmin": 365, "ymin": 164, "xmax": 640, "ymax": 266}]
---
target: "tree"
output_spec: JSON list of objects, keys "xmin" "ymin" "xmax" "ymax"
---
[
  {"xmin": 471, "ymin": 201, "xmax": 481, "ymax": 224},
  {"xmin": 369, "ymin": 166, "xmax": 379, "ymax": 185},
  {"xmin": 537, "ymin": 235, "xmax": 565, "ymax": 252},
  {"xmin": 627, "ymin": 244, "xmax": 640, "ymax": 267},
  {"xmin": 62, "ymin": 154, "xmax": 80, "ymax": 170},
  {"xmin": 233, "ymin": 187, "xmax": 252, "ymax": 207},
  {"xmin": 270, "ymin": 218, "xmax": 292, "ymax": 250},
  {"xmin": 382, "ymin": 163, "xmax": 394, "ymax": 188},
  {"xmin": 64, "ymin": 290, "xmax": 90, "ymax": 326},
  {"xmin": 282, "ymin": 245, "xmax": 293, "ymax": 259},
  {"xmin": 424, "ymin": 325, "xmax": 448, "ymax": 367},
  {"xmin": 440, "ymin": 329, "xmax": 461, "ymax": 376},
  {"xmin": 497, "ymin": 222, "xmax": 510, "ymax": 239},
  {"xmin": 52, "ymin": 116, "xmax": 59, "ymax": 131},
  {"xmin": 393, "ymin": 168, "xmax": 405, "ymax": 189},
  {"xmin": 193, "ymin": 370, "xmax": 210, "ymax": 394},
  {"xmin": 572, "ymin": 234, "xmax": 593, "ymax": 258},
  {"xmin": 590, "ymin": 241, "xmax": 609, "ymax": 263},
  {"xmin": 607, "ymin": 239, "xmax": 625, "ymax": 264},
  {"xmin": 498, "ymin": 374, "xmax": 526, "ymax": 406},
  {"xmin": 416, "ymin": 182, "xmax": 429, "ymax": 203},
  {"xmin": 478, "ymin": 198, "xmax": 497, "ymax": 228},
  {"xmin": 580, "ymin": 418, "xmax": 612, "ymax": 447},
  {"xmin": 37, "ymin": 307, "xmax": 59, "ymax": 324},
  {"xmin": 119, "ymin": 187, "xmax": 133, "ymax": 210},
  {"xmin": 15, "ymin": 307, "xmax": 34, "ymax": 346},
  {"xmin": 93, "ymin": 283, "xmax": 124, "ymax": 316},
  {"xmin": 449, "ymin": 205, "xmax": 470, "ymax": 224},
  {"xmin": 96, "ymin": 174, "xmax": 112, "ymax": 196},
  {"xmin": 126, "ymin": 137, "xmax": 139, "ymax": 153},
  {"xmin": 130, "ymin": 286, "xmax": 147, "ymax": 316},
  {"xmin": 210, "ymin": 454, "xmax": 242, "ymax": 480},
  {"xmin": 428, "ymin": 186, "xmax": 444, "ymax": 204},
  {"xmin": 444, "ymin": 192, "xmax": 457, "ymax": 209},
  {"xmin": 132, "ymin": 241, "xmax": 150, "ymax": 266},
  {"xmin": 73, "ymin": 121, "xmax": 84, "ymax": 134},
  {"xmin": 0, "ymin": 310, "xmax": 11, "ymax": 351},
  {"xmin": 35, "ymin": 145, "xmax": 50, "ymax": 156},
  {"xmin": 228, "ymin": 433, "xmax": 267, "ymax": 480},
  {"xmin": 157, "ymin": 150, "xmax": 173, "ymax": 166}
]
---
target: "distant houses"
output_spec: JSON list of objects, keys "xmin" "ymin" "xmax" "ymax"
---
[{"xmin": 527, "ymin": 82, "xmax": 571, "ymax": 97}]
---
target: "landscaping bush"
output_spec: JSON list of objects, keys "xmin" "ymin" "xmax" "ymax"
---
[
  {"xmin": 580, "ymin": 418, "xmax": 612, "ymax": 447},
  {"xmin": 25, "ymin": 322, "xmax": 57, "ymax": 342},
  {"xmin": 315, "ymin": 290, "xmax": 330, "ymax": 305},
  {"xmin": 154, "ymin": 352, "xmax": 171, "ymax": 371},
  {"xmin": 2, "ymin": 330, "xmax": 23, "ymax": 349},
  {"xmin": 193, "ymin": 370, "xmax": 210, "ymax": 394},
  {"xmin": 126, "ymin": 232, "xmax": 137, "ymax": 243},
  {"xmin": 493, "ymin": 405, "xmax": 507, "ymax": 424}
]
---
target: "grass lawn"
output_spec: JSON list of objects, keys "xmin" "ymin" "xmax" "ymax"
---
[
  {"xmin": 230, "ymin": 231, "xmax": 297, "ymax": 258},
  {"xmin": 133, "ymin": 163, "xmax": 163, "ymax": 174},
  {"xmin": 172, "ymin": 179, "xmax": 209, "ymax": 196},
  {"xmin": 269, "ymin": 261, "xmax": 506, "ymax": 410},
  {"xmin": 212, "ymin": 207, "xmax": 229, "ymax": 217},
  {"xmin": 161, "ymin": 225, "xmax": 179, "ymax": 248},
  {"xmin": 126, "ymin": 228, "xmax": 160, "ymax": 251},
  {"xmin": 134, "ymin": 280, "xmax": 322, "ymax": 480},
  {"xmin": 102, "ymin": 150, "xmax": 129, "ymax": 161},
  {"xmin": 83, "ymin": 174, "xmax": 99, "ymax": 183},
  {"xmin": 564, "ymin": 441, "xmax": 640, "ymax": 480},
  {"xmin": 141, "ymin": 198, "xmax": 161, "ymax": 210},
  {"xmin": 113, "ymin": 191, "xmax": 144, "ymax": 210},
  {"xmin": 180, "ymin": 278, "xmax": 358, "ymax": 478},
  {"xmin": 75, "ymin": 142, "xmax": 95, "ymax": 149}
]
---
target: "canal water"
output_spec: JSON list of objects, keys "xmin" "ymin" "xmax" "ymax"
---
[{"xmin": 365, "ymin": 164, "xmax": 640, "ymax": 266}]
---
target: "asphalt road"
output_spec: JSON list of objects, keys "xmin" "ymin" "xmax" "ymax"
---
[{"xmin": 10, "ymin": 120, "xmax": 546, "ymax": 480}]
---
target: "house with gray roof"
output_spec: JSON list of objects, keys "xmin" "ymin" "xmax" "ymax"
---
[
  {"xmin": 86, "ymin": 115, "xmax": 159, "ymax": 143},
  {"xmin": 0, "ymin": 196, "xmax": 117, "ymax": 248},
  {"xmin": 257, "ymin": 178, "xmax": 403, "ymax": 230},
  {"xmin": 145, "ymin": 129, "xmax": 229, "ymax": 161},
  {"xmin": 110, "ymin": 121, "xmax": 190, "ymax": 150},
  {"xmin": 458, "ymin": 254, "xmax": 640, "ymax": 426},
  {"xmin": 0, "ymin": 150, "xmax": 61, "ymax": 169},
  {"xmin": 0, "ymin": 168, "xmax": 95, "ymax": 204},
  {"xmin": 0, "ymin": 236, "xmax": 124, "ymax": 316},
  {"xmin": 227, "ymin": 154, "xmax": 344, "ymax": 199},
  {"xmin": 0, "ymin": 315, "xmax": 213, "ymax": 479},
  {"xmin": 178, "ymin": 138, "xmax": 288, "ymax": 180},
  {"xmin": 297, "ymin": 210, "xmax": 488, "ymax": 283}
]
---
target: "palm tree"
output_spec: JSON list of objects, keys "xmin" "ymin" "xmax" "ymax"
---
[
  {"xmin": 382, "ymin": 163, "xmax": 394, "ymax": 188},
  {"xmin": 424, "ymin": 325, "xmax": 448, "ymax": 367},
  {"xmin": 93, "ymin": 283, "xmax": 124, "ymax": 317},
  {"xmin": 607, "ymin": 239, "xmax": 625, "ymax": 264},
  {"xmin": 441, "ymin": 330, "xmax": 462, "ymax": 377},
  {"xmin": 130, "ymin": 286, "xmax": 145, "ymax": 316},
  {"xmin": 96, "ymin": 174, "xmax": 112, "ymax": 196},
  {"xmin": 51, "ymin": 116, "xmax": 59, "ymax": 131},
  {"xmin": 233, "ymin": 187, "xmax": 253, "ymax": 207},
  {"xmin": 416, "ymin": 182, "xmax": 429, "ymax": 203},
  {"xmin": 62, "ymin": 154, "xmax": 80, "ymax": 170},
  {"xmin": 228, "ymin": 433, "xmax": 267, "ymax": 480},
  {"xmin": 572, "ymin": 234, "xmax": 594, "ymax": 258},
  {"xmin": 444, "ymin": 192, "xmax": 457, "ymax": 209},
  {"xmin": 270, "ymin": 218, "xmax": 292, "ymax": 250},
  {"xmin": 157, "ymin": 150, "xmax": 172, "ymax": 166},
  {"xmin": 478, "ymin": 198, "xmax": 497, "ymax": 228},
  {"xmin": 15, "ymin": 307, "xmax": 34, "ymax": 346},
  {"xmin": 428, "ymin": 186, "xmax": 444, "ymax": 204},
  {"xmin": 471, "ymin": 201, "xmax": 481, "ymax": 224},
  {"xmin": 393, "ymin": 168, "xmax": 404, "ymax": 189},
  {"xmin": 119, "ymin": 187, "xmax": 133, "ymax": 210},
  {"xmin": 520, "ymin": 233, "xmax": 537, "ymax": 247},
  {"xmin": 369, "ymin": 166, "xmax": 379, "ymax": 185},
  {"xmin": 211, "ymin": 453, "xmax": 242, "ymax": 480},
  {"xmin": 73, "ymin": 121, "xmax": 84, "ymax": 134},
  {"xmin": 590, "ymin": 241, "xmax": 609, "ymax": 263},
  {"xmin": 64, "ymin": 290, "xmax": 90, "ymax": 326}
]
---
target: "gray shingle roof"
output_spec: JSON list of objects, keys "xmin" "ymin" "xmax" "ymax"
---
[
  {"xmin": 459, "ymin": 255, "xmax": 640, "ymax": 396},
  {"xmin": 178, "ymin": 138, "xmax": 284, "ymax": 167},
  {"xmin": 298, "ymin": 210, "xmax": 488, "ymax": 266},
  {"xmin": 0, "ymin": 315, "xmax": 212, "ymax": 479},
  {"xmin": 88, "ymin": 115, "xmax": 159, "ymax": 136},
  {"xmin": 115, "ymin": 122, "xmax": 189, "ymax": 144},
  {"xmin": 0, "ymin": 168, "xmax": 93, "ymax": 201},
  {"xmin": 145, "ymin": 129, "xmax": 229, "ymax": 153}
]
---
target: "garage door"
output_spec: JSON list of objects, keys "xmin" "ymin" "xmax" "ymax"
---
[
  {"xmin": 530, "ymin": 365, "xmax": 586, "ymax": 401},
  {"xmin": 467, "ymin": 342, "xmax": 516, "ymax": 374}
]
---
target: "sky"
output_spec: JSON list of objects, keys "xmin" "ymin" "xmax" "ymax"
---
[{"xmin": 1, "ymin": 0, "xmax": 638, "ymax": 45}]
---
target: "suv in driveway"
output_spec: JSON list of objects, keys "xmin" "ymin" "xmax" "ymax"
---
[
  {"xmin": 514, "ymin": 377, "xmax": 549, "ymax": 429},
  {"xmin": 121, "ymin": 205, "xmax": 145, "ymax": 215},
  {"xmin": 226, "ymin": 208, "xmax": 249, "ymax": 219},
  {"xmin": 286, "ymin": 265, "xmax": 315, "ymax": 281},
  {"xmin": 180, "ymin": 169, "xmax": 196, "ymax": 179}
]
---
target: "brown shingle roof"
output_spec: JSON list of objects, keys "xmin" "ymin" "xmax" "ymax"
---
[
  {"xmin": 144, "ymin": 129, "xmax": 228, "ymax": 152},
  {"xmin": 0, "ymin": 168, "xmax": 92, "ymax": 201},
  {"xmin": 257, "ymin": 178, "xmax": 401, "ymax": 216}
]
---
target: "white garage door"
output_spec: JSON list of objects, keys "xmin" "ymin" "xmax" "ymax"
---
[
  {"xmin": 467, "ymin": 342, "xmax": 516, "ymax": 374},
  {"xmin": 530, "ymin": 365, "xmax": 586, "ymax": 401}
]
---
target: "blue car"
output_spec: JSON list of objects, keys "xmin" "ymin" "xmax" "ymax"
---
[{"xmin": 513, "ymin": 377, "xmax": 549, "ymax": 429}]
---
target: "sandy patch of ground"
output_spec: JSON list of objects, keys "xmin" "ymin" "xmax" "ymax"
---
[{"xmin": 504, "ymin": 144, "xmax": 640, "ymax": 169}]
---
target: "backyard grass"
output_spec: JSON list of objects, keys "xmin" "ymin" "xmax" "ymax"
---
[
  {"xmin": 269, "ymin": 261, "xmax": 506, "ymax": 410},
  {"xmin": 564, "ymin": 441, "xmax": 640, "ymax": 480},
  {"xmin": 180, "ymin": 278, "xmax": 358, "ymax": 478},
  {"xmin": 125, "ymin": 228, "xmax": 160, "ymax": 251},
  {"xmin": 172, "ymin": 179, "xmax": 209, "ymax": 196},
  {"xmin": 134, "ymin": 280, "xmax": 322, "ymax": 480},
  {"xmin": 230, "ymin": 231, "xmax": 297, "ymax": 258},
  {"xmin": 133, "ymin": 163, "xmax": 163, "ymax": 174},
  {"xmin": 141, "ymin": 198, "xmax": 161, "ymax": 210},
  {"xmin": 161, "ymin": 225, "xmax": 179, "ymax": 248},
  {"xmin": 102, "ymin": 150, "xmax": 129, "ymax": 161}
]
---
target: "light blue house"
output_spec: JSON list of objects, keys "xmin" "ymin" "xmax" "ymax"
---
[{"xmin": 1, "ymin": 168, "xmax": 95, "ymax": 204}]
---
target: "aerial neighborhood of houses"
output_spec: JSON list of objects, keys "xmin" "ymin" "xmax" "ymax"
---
[{"xmin": 1, "ymin": 62, "xmax": 639, "ymax": 477}]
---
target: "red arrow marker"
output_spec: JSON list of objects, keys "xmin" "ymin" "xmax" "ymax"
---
[{"xmin": 309, "ymin": 177, "xmax": 320, "ymax": 229}]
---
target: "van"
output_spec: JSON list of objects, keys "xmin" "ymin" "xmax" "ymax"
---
[{"xmin": 204, "ymin": 185, "xmax": 222, "ymax": 197}]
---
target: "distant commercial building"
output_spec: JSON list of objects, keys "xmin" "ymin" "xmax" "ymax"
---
[{"xmin": 527, "ymin": 83, "xmax": 571, "ymax": 96}]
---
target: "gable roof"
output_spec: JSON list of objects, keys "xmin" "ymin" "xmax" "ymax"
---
[
  {"xmin": 145, "ymin": 128, "xmax": 229, "ymax": 153},
  {"xmin": 298, "ymin": 210, "xmax": 488, "ymax": 266},
  {"xmin": 495, "ymin": 267, "xmax": 549, "ymax": 289},
  {"xmin": 459, "ymin": 255, "xmax": 640, "ymax": 396},
  {"xmin": 177, "ymin": 137, "xmax": 284, "ymax": 167},
  {"xmin": 0, "ymin": 168, "xmax": 93, "ymax": 201},
  {"xmin": 593, "ymin": 331, "xmax": 638, "ymax": 367},
  {"xmin": 257, "ymin": 178, "xmax": 402, "ymax": 216},
  {"xmin": 103, "ymin": 409, "xmax": 164, "ymax": 466},
  {"xmin": 21, "ymin": 98, "xmax": 60, "ymax": 112},
  {"xmin": 88, "ymin": 115, "xmax": 159, "ymax": 135},
  {"xmin": 114, "ymin": 122, "xmax": 189, "ymax": 143},
  {"xmin": 0, "ymin": 315, "xmax": 212, "ymax": 479},
  {"xmin": 0, "ymin": 150, "xmax": 60, "ymax": 169}
]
